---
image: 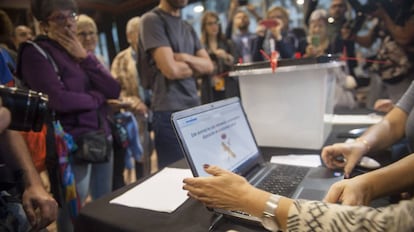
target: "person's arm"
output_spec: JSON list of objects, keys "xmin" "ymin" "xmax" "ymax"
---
[
  {"xmin": 79, "ymin": 53, "xmax": 121, "ymax": 100},
  {"xmin": 227, "ymin": 0, "xmax": 239, "ymax": 24},
  {"xmin": 0, "ymin": 130, "xmax": 57, "ymax": 230},
  {"xmin": 371, "ymin": 5, "xmax": 414, "ymax": 46},
  {"xmin": 324, "ymin": 153, "xmax": 414, "ymax": 205},
  {"xmin": 184, "ymin": 165, "xmax": 414, "ymax": 231},
  {"xmin": 343, "ymin": 21, "xmax": 377, "ymax": 48},
  {"xmin": 246, "ymin": 4, "xmax": 263, "ymax": 22},
  {"xmin": 20, "ymin": 44, "xmax": 110, "ymax": 113},
  {"xmin": 183, "ymin": 165, "xmax": 293, "ymax": 231},
  {"xmin": 321, "ymin": 106, "xmax": 407, "ymax": 176},
  {"xmin": 173, "ymin": 48, "xmax": 214, "ymax": 75},
  {"xmin": 152, "ymin": 46, "xmax": 194, "ymax": 80},
  {"xmin": 356, "ymin": 106, "xmax": 406, "ymax": 154}
]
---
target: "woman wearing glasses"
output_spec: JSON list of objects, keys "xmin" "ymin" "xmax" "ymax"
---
[
  {"xmin": 199, "ymin": 11, "xmax": 239, "ymax": 104},
  {"xmin": 76, "ymin": 14, "xmax": 108, "ymax": 67},
  {"xmin": 16, "ymin": 0, "xmax": 120, "ymax": 231}
]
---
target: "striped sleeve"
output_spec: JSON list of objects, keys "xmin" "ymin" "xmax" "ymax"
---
[{"xmin": 286, "ymin": 198, "xmax": 414, "ymax": 232}]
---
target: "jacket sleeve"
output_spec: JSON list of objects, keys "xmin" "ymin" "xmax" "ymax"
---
[
  {"xmin": 287, "ymin": 198, "xmax": 414, "ymax": 231},
  {"xmin": 79, "ymin": 52, "xmax": 121, "ymax": 99},
  {"xmin": 19, "ymin": 44, "xmax": 117, "ymax": 113}
]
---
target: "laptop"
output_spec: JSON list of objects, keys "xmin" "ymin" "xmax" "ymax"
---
[{"xmin": 171, "ymin": 97, "xmax": 343, "ymax": 223}]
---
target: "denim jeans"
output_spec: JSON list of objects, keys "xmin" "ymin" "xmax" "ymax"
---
[
  {"xmin": 0, "ymin": 191, "xmax": 31, "ymax": 232},
  {"xmin": 153, "ymin": 111, "xmax": 184, "ymax": 169},
  {"xmin": 57, "ymin": 151, "xmax": 113, "ymax": 232}
]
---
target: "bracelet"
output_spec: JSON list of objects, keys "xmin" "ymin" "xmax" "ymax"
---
[{"xmin": 356, "ymin": 138, "xmax": 371, "ymax": 153}]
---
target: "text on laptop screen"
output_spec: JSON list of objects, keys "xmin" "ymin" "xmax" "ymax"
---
[{"xmin": 175, "ymin": 101, "xmax": 259, "ymax": 177}]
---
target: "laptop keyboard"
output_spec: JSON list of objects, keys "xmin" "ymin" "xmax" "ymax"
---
[{"xmin": 256, "ymin": 165, "xmax": 310, "ymax": 196}]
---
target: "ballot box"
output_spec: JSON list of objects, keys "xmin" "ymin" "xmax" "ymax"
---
[{"xmin": 230, "ymin": 58, "xmax": 345, "ymax": 149}]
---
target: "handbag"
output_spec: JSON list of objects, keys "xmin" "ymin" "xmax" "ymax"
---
[
  {"xmin": 75, "ymin": 130, "xmax": 111, "ymax": 163},
  {"xmin": 74, "ymin": 114, "xmax": 112, "ymax": 163}
]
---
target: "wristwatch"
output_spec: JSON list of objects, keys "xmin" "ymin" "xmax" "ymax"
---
[{"xmin": 261, "ymin": 194, "xmax": 281, "ymax": 232}]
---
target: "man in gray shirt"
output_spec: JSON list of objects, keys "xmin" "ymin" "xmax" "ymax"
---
[{"xmin": 140, "ymin": 0, "xmax": 213, "ymax": 169}]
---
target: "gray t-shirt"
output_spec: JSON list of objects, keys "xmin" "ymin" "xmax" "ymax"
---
[
  {"xmin": 140, "ymin": 8, "xmax": 202, "ymax": 111},
  {"xmin": 396, "ymin": 80, "xmax": 414, "ymax": 151}
]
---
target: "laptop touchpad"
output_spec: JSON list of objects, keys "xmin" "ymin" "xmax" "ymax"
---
[{"xmin": 297, "ymin": 188, "xmax": 326, "ymax": 201}]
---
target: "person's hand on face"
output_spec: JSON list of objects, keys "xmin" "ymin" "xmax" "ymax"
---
[
  {"xmin": 0, "ymin": 98, "xmax": 11, "ymax": 133},
  {"xmin": 50, "ymin": 26, "xmax": 88, "ymax": 60},
  {"xmin": 46, "ymin": 10, "xmax": 88, "ymax": 60},
  {"xmin": 269, "ymin": 18, "xmax": 284, "ymax": 40}
]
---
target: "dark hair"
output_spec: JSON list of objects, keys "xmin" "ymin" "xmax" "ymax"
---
[
  {"xmin": 201, "ymin": 11, "xmax": 226, "ymax": 47},
  {"xmin": 31, "ymin": 0, "xmax": 78, "ymax": 22},
  {"xmin": 0, "ymin": 10, "xmax": 14, "ymax": 48}
]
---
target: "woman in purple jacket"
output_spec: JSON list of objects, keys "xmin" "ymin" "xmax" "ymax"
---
[{"xmin": 17, "ymin": 0, "xmax": 120, "ymax": 231}]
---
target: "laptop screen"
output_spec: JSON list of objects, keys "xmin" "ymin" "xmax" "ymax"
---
[{"xmin": 172, "ymin": 98, "xmax": 260, "ymax": 177}]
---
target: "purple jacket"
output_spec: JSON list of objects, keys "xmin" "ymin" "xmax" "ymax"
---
[{"xmin": 17, "ymin": 36, "xmax": 120, "ymax": 138}]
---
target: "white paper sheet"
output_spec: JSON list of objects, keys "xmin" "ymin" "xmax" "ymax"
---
[
  {"xmin": 109, "ymin": 168, "xmax": 192, "ymax": 213},
  {"xmin": 270, "ymin": 154, "xmax": 322, "ymax": 167},
  {"xmin": 331, "ymin": 114, "xmax": 383, "ymax": 125}
]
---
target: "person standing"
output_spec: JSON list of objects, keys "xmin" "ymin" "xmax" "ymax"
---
[
  {"xmin": 253, "ymin": 6, "xmax": 297, "ymax": 61},
  {"xmin": 13, "ymin": 25, "xmax": 34, "ymax": 51},
  {"xmin": 17, "ymin": 0, "xmax": 121, "ymax": 231},
  {"xmin": 199, "ymin": 11, "xmax": 239, "ymax": 104},
  {"xmin": 76, "ymin": 14, "xmax": 108, "ymax": 67},
  {"xmin": 230, "ymin": 10, "xmax": 257, "ymax": 63},
  {"xmin": 0, "ymin": 98, "xmax": 58, "ymax": 232},
  {"xmin": 140, "ymin": 0, "xmax": 213, "ymax": 169},
  {"xmin": 111, "ymin": 16, "xmax": 152, "ymax": 187}
]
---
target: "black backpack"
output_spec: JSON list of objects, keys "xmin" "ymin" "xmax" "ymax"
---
[{"xmin": 137, "ymin": 8, "xmax": 172, "ymax": 91}]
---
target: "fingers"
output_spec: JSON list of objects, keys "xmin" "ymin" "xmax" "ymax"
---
[
  {"xmin": 323, "ymin": 182, "xmax": 343, "ymax": 203},
  {"xmin": 321, "ymin": 145, "xmax": 342, "ymax": 169},
  {"xmin": 22, "ymin": 200, "xmax": 37, "ymax": 229},
  {"xmin": 341, "ymin": 195, "xmax": 360, "ymax": 206},
  {"xmin": 343, "ymin": 157, "xmax": 359, "ymax": 178},
  {"xmin": 22, "ymin": 194, "xmax": 58, "ymax": 230},
  {"xmin": 203, "ymin": 164, "xmax": 227, "ymax": 176},
  {"xmin": 322, "ymin": 144, "xmax": 356, "ymax": 174},
  {"xmin": 37, "ymin": 198, "xmax": 58, "ymax": 229}
]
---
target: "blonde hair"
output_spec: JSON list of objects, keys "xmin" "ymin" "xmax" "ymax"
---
[
  {"xmin": 77, "ymin": 14, "xmax": 97, "ymax": 32},
  {"xmin": 126, "ymin": 16, "xmax": 140, "ymax": 34},
  {"xmin": 309, "ymin": 9, "xmax": 328, "ymax": 22},
  {"xmin": 266, "ymin": 6, "xmax": 289, "ymax": 21}
]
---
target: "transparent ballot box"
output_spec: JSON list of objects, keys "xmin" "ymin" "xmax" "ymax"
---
[{"xmin": 230, "ymin": 58, "xmax": 345, "ymax": 149}]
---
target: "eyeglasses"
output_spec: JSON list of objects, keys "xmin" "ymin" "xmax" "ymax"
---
[
  {"xmin": 48, "ymin": 12, "xmax": 78, "ymax": 24},
  {"xmin": 206, "ymin": 21, "xmax": 220, "ymax": 26},
  {"xmin": 77, "ymin": 31, "xmax": 97, "ymax": 38}
]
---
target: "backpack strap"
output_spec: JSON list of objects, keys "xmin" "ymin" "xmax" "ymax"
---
[
  {"xmin": 152, "ymin": 8, "xmax": 175, "ymax": 51},
  {"xmin": 25, "ymin": 40, "xmax": 61, "ymax": 81}
]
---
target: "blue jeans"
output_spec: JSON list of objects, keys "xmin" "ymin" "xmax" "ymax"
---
[
  {"xmin": 153, "ymin": 111, "xmax": 184, "ymax": 169},
  {"xmin": 0, "ymin": 191, "xmax": 31, "ymax": 232},
  {"xmin": 57, "ymin": 151, "xmax": 113, "ymax": 232}
]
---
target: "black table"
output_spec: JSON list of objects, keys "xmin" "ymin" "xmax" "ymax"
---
[{"xmin": 75, "ymin": 123, "xmax": 392, "ymax": 232}]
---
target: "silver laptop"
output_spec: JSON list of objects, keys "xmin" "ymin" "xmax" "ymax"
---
[{"xmin": 171, "ymin": 97, "xmax": 343, "ymax": 222}]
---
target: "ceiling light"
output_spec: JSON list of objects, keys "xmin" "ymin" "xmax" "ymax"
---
[{"xmin": 194, "ymin": 5, "xmax": 204, "ymax": 13}]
